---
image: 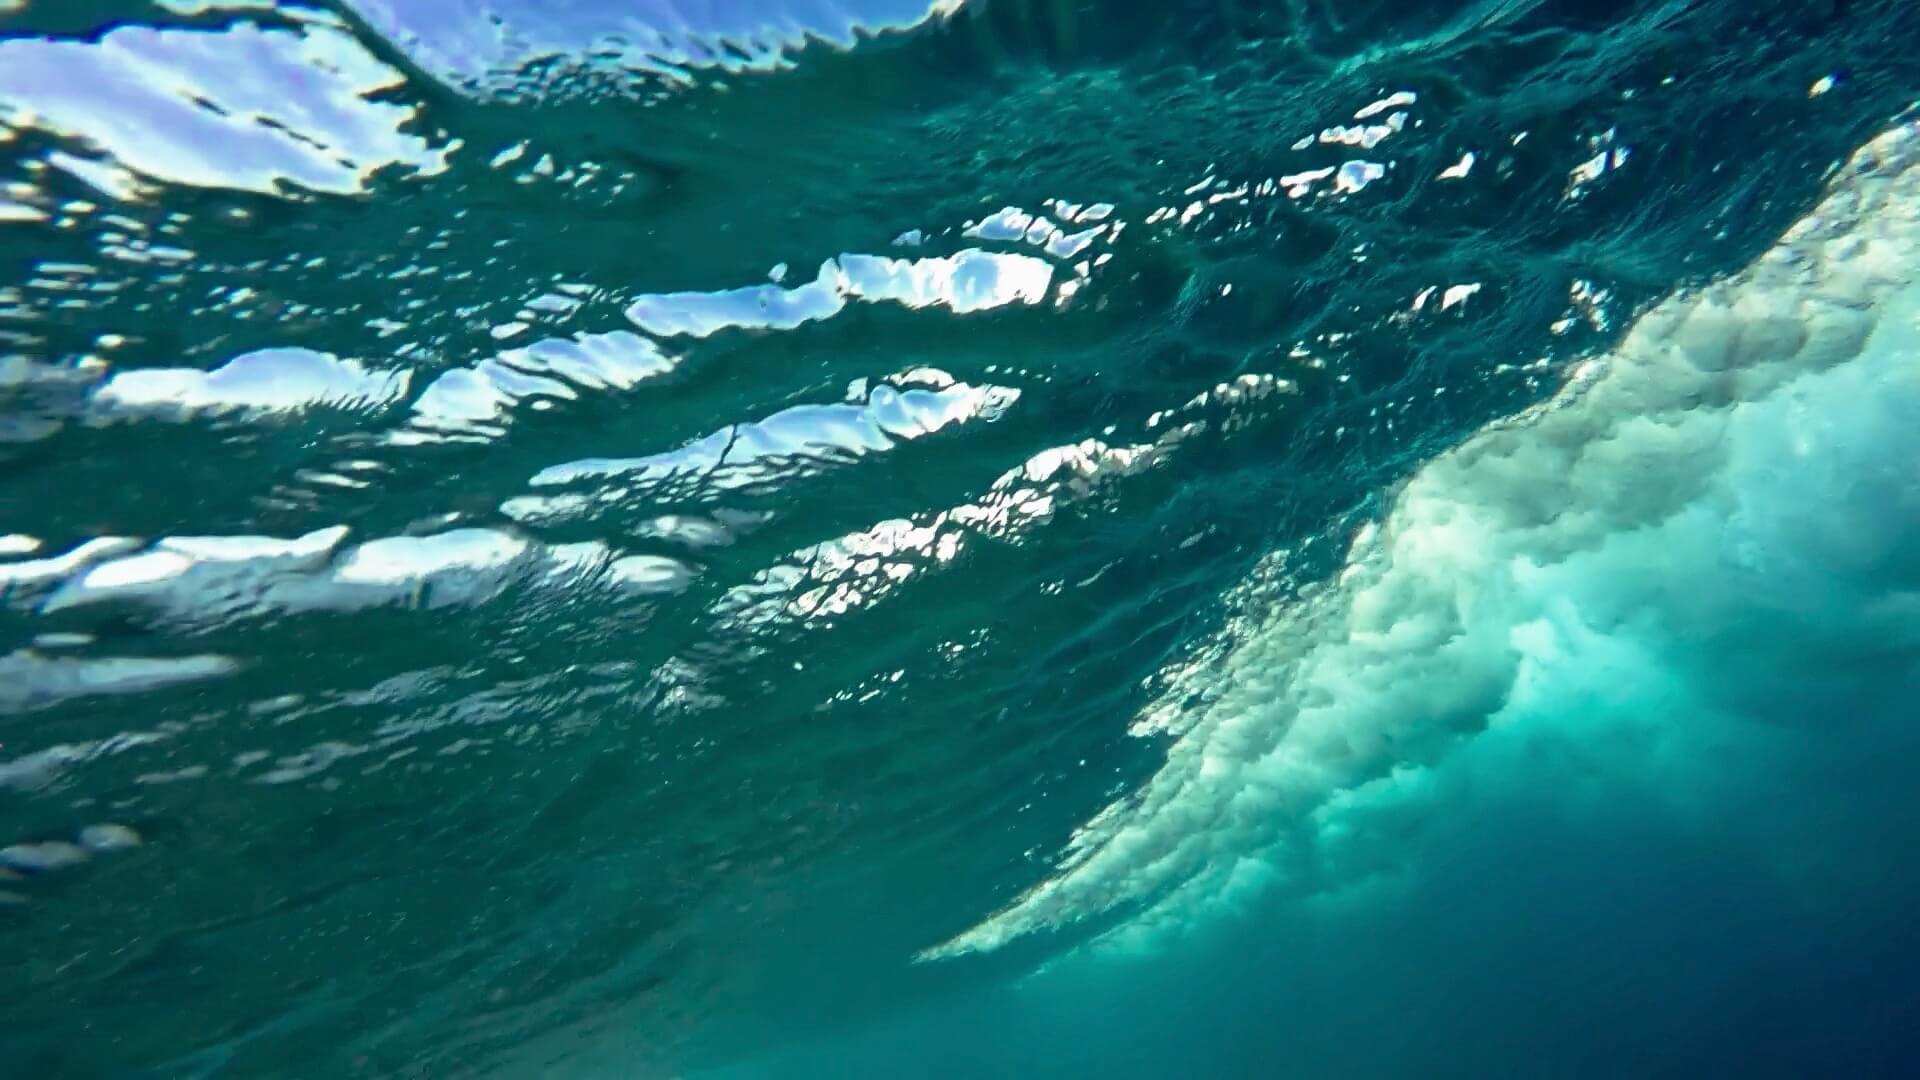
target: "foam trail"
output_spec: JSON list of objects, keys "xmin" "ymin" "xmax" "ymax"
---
[{"xmin": 928, "ymin": 114, "xmax": 1920, "ymax": 959}]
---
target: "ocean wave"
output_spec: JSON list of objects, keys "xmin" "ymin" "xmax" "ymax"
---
[
  {"xmin": 3, "ymin": 0, "xmax": 1918, "ymax": 1075},
  {"xmin": 930, "ymin": 113, "xmax": 1920, "ymax": 958}
]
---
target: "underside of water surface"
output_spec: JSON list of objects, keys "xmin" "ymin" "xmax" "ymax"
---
[{"xmin": 2, "ymin": 1, "xmax": 1919, "ymax": 1077}]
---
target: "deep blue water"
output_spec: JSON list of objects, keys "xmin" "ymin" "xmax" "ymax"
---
[{"xmin": 2, "ymin": 1, "xmax": 1919, "ymax": 1076}]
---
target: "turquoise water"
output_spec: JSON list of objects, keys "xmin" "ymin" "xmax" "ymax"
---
[{"xmin": 2, "ymin": 1, "xmax": 1919, "ymax": 1076}]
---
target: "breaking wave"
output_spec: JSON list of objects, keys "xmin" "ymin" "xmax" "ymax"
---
[{"xmin": 3, "ymin": 1, "xmax": 1918, "ymax": 1076}]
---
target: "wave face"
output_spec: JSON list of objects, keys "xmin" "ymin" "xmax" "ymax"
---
[{"xmin": 3, "ymin": 1, "xmax": 1919, "ymax": 1076}]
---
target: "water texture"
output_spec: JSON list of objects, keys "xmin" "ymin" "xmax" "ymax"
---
[{"xmin": 2, "ymin": 1, "xmax": 1918, "ymax": 1076}]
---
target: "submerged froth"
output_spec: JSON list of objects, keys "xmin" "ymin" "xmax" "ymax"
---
[{"xmin": 931, "ymin": 116, "xmax": 1920, "ymax": 958}]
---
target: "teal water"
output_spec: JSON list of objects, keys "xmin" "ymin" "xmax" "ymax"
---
[{"xmin": 2, "ymin": 1, "xmax": 1919, "ymax": 1076}]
